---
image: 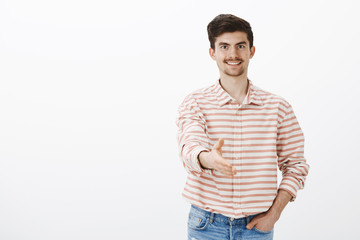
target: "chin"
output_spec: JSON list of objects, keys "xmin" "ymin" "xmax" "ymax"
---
[{"xmin": 225, "ymin": 71, "xmax": 245, "ymax": 77}]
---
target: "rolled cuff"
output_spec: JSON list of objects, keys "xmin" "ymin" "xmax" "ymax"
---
[
  {"xmin": 191, "ymin": 146, "xmax": 212, "ymax": 175},
  {"xmin": 278, "ymin": 176, "xmax": 302, "ymax": 202}
]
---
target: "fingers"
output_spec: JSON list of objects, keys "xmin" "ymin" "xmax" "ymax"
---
[
  {"xmin": 221, "ymin": 166, "xmax": 237, "ymax": 177},
  {"xmin": 213, "ymin": 138, "xmax": 224, "ymax": 151},
  {"xmin": 215, "ymin": 157, "xmax": 237, "ymax": 177},
  {"xmin": 213, "ymin": 138, "xmax": 236, "ymax": 177},
  {"xmin": 246, "ymin": 218, "xmax": 257, "ymax": 230},
  {"xmin": 232, "ymin": 166, "xmax": 237, "ymax": 175}
]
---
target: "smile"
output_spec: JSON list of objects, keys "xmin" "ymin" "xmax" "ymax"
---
[{"xmin": 225, "ymin": 61, "xmax": 242, "ymax": 65}]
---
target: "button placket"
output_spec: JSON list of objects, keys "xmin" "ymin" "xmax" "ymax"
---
[
  {"xmin": 232, "ymin": 104, "xmax": 237, "ymax": 212},
  {"xmin": 237, "ymin": 106, "xmax": 242, "ymax": 208}
]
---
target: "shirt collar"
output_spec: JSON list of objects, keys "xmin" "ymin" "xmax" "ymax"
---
[{"xmin": 214, "ymin": 79, "xmax": 264, "ymax": 107}]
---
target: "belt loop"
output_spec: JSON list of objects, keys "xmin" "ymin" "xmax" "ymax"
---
[
  {"xmin": 245, "ymin": 215, "xmax": 250, "ymax": 225},
  {"xmin": 209, "ymin": 212, "xmax": 215, "ymax": 223}
]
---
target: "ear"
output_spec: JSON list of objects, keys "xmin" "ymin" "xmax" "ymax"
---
[
  {"xmin": 209, "ymin": 47, "xmax": 216, "ymax": 60},
  {"xmin": 250, "ymin": 46, "xmax": 255, "ymax": 59}
]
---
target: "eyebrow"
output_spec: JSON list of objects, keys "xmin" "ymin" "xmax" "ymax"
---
[{"xmin": 218, "ymin": 41, "xmax": 247, "ymax": 46}]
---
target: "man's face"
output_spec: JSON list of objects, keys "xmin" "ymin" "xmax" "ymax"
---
[{"xmin": 209, "ymin": 31, "xmax": 255, "ymax": 78}]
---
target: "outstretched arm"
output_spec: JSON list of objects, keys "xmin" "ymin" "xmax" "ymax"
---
[{"xmin": 176, "ymin": 95, "xmax": 213, "ymax": 176}]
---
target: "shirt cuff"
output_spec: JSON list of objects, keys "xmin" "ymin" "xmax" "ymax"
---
[
  {"xmin": 278, "ymin": 176, "xmax": 301, "ymax": 202},
  {"xmin": 193, "ymin": 147, "xmax": 212, "ymax": 175}
]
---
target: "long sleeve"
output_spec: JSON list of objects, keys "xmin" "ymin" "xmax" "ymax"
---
[
  {"xmin": 177, "ymin": 80, "xmax": 310, "ymax": 217},
  {"xmin": 176, "ymin": 94, "xmax": 213, "ymax": 176},
  {"xmin": 276, "ymin": 104, "xmax": 310, "ymax": 201}
]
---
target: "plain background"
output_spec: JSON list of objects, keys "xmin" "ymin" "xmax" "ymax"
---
[{"xmin": 1, "ymin": 0, "xmax": 359, "ymax": 239}]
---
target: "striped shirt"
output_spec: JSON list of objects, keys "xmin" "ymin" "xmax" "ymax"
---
[{"xmin": 176, "ymin": 79, "xmax": 309, "ymax": 218}]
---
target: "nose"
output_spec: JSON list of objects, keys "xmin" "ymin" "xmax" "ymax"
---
[{"xmin": 228, "ymin": 46, "xmax": 239, "ymax": 58}]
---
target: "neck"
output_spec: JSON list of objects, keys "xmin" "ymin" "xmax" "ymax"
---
[{"xmin": 219, "ymin": 74, "xmax": 249, "ymax": 103}]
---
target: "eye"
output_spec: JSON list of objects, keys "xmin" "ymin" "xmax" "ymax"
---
[
  {"xmin": 238, "ymin": 45, "xmax": 245, "ymax": 49},
  {"xmin": 220, "ymin": 45, "xmax": 228, "ymax": 49}
]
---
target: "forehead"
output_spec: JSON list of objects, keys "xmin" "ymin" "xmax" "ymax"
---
[{"xmin": 215, "ymin": 31, "xmax": 249, "ymax": 45}]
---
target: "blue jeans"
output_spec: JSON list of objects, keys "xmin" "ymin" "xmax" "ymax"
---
[{"xmin": 188, "ymin": 205, "xmax": 274, "ymax": 240}]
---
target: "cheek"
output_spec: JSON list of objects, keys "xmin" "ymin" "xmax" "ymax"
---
[
  {"xmin": 241, "ymin": 54, "xmax": 250, "ymax": 61},
  {"xmin": 216, "ymin": 54, "xmax": 223, "ymax": 61},
  {"xmin": 215, "ymin": 53, "xmax": 226, "ymax": 61}
]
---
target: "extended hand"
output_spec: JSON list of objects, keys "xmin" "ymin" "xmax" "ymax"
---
[{"xmin": 198, "ymin": 138, "xmax": 237, "ymax": 177}]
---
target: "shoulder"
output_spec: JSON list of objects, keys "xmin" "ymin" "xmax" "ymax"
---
[
  {"xmin": 253, "ymin": 84, "xmax": 292, "ymax": 109},
  {"xmin": 180, "ymin": 82, "xmax": 218, "ymax": 107}
]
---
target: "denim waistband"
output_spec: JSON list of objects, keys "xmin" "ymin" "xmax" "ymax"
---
[{"xmin": 190, "ymin": 205, "xmax": 259, "ymax": 225}]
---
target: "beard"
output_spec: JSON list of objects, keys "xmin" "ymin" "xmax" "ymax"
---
[{"xmin": 224, "ymin": 66, "xmax": 245, "ymax": 77}]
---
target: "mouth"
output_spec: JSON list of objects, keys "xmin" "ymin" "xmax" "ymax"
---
[{"xmin": 225, "ymin": 61, "xmax": 242, "ymax": 66}]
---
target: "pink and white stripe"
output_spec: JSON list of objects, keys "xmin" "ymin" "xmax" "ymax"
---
[{"xmin": 176, "ymin": 79, "xmax": 309, "ymax": 218}]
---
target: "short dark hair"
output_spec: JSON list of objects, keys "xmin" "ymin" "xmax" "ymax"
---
[{"xmin": 207, "ymin": 14, "xmax": 253, "ymax": 50}]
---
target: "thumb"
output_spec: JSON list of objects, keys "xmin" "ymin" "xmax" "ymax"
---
[
  {"xmin": 246, "ymin": 218, "xmax": 257, "ymax": 230},
  {"xmin": 213, "ymin": 138, "xmax": 224, "ymax": 151}
]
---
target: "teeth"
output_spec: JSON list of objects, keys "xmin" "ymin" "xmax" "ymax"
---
[{"xmin": 226, "ymin": 62, "xmax": 241, "ymax": 65}]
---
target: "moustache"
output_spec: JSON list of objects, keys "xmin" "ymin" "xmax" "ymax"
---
[{"xmin": 224, "ymin": 58, "xmax": 243, "ymax": 62}]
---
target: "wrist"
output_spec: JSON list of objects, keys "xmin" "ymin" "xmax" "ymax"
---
[
  {"xmin": 198, "ymin": 150, "xmax": 211, "ymax": 169},
  {"xmin": 266, "ymin": 189, "xmax": 292, "ymax": 221},
  {"xmin": 266, "ymin": 207, "xmax": 281, "ymax": 221}
]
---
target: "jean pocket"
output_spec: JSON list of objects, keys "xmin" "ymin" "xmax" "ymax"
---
[
  {"xmin": 188, "ymin": 212, "xmax": 210, "ymax": 231},
  {"xmin": 253, "ymin": 226, "xmax": 273, "ymax": 234}
]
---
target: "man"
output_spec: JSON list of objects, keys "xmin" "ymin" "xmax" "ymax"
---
[{"xmin": 176, "ymin": 14, "xmax": 309, "ymax": 240}]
